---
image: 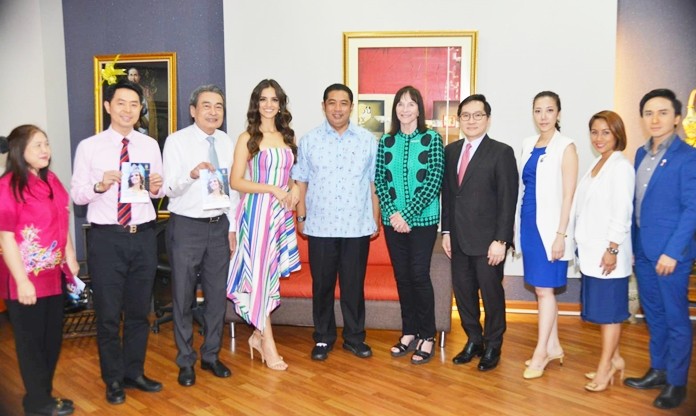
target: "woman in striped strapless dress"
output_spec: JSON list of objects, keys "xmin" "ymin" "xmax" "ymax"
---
[{"xmin": 227, "ymin": 79, "xmax": 301, "ymax": 371}]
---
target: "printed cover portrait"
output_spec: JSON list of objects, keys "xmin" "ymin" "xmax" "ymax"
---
[
  {"xmin": 120, "ymin": 162, "xmax": 150, "ymax": 203},
  {"xmin": 202, "ymin": 168, "xmax": 230, "ymax": 210}
]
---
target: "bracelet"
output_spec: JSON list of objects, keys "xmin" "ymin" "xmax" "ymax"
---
[
  {"xmin": 556, "ymin": 231, "xmax": 567, "ymax": 238},
  {"xmin": 606, "ymin": 247, "xmax": 619, "ymax": 255}
]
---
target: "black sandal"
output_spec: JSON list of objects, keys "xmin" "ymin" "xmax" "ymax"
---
[
  {"xmin": 411, "ymin": 337, "xmax": 435, "ymax": 365},
  {"xmin": 390, "ymin": 335, "xmax": 417, "ymax": 357}
]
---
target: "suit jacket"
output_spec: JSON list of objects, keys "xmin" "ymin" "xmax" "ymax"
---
[
  {"xmin": 441, "ymin": 135, "xmax": 519, "ymax": 256},
  {"xmin": 634, "ymin": 136, "xmax": 696, "ymax": 262},
  {"xmin": 571, "ymin": 151, "xmax": 634, "ymax": 278}
]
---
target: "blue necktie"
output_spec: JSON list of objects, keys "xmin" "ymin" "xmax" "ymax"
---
[{"xmin": 206, "ymin": 136, "xmax": 219, "ymax": 169}]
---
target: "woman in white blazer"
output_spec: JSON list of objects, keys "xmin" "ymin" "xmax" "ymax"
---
[
  {"xmin": 517, "ymin": 91, "xmax": 578, "ymax": 380},
  {"xmin": 572, "ymin": 110, "xmax": 634, "ymax": 392}
]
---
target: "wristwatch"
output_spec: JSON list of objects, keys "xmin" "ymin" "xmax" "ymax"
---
[
  {"xmin": 297, "ymin": 215, "xmax": 306, "ymax": 223},
  {"xmin": 93, "ymin": 182, "xmax": 106, "ymax": 194},
  {"xmin": 606, "ymin": 247, "xmax": 619, "ymax": 255}
]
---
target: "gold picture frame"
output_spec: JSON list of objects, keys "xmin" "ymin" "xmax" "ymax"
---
[
  {"xmin": 343, "ymin": 31, "xmax": 477, "ymax": 144},
  {"xmin": 93, "ymin": 52, "xmax": 177, "ymax": 147}
]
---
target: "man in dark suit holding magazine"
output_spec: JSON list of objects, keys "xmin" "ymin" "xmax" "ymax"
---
[{"xmin": 441, "ymin": 94, "xmax": 518, "ymax": 371}]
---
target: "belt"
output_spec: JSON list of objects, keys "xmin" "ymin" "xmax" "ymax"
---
[
  {"xmin": 90, "ymin": 221, "xmax": 156, "ymax": 234},
  {"xmin": 177, "ymin": 214, "xmax": 224, "ymax": 224}
]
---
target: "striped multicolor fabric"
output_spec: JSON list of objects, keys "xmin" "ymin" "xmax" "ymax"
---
[{"xmin": 227, "ymin": 147, "xmax": 301, "ymax": 331}]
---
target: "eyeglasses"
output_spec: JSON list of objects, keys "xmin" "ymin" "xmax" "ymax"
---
[{"xmin": 459, "ymin": 112, "xmax": 487, "ymax": 121}]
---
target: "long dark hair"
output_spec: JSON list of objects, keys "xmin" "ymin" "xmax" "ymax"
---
[
  {"xmin": 1, "ymin": 124, "xmax": 53, "ymax": 202},
  {"xmin": 388, "ymin": 86, "xmax": 426, "ymax": 136},
  {"xmin": 245, "ymin": 79, "xmax": 297, "ymax": 161},
  {"xmin": 533, "ymin": 91, "xmax": 562, "ymax": 132}
]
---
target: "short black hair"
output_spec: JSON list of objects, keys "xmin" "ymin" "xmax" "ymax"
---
[
  {"xmin": 104, "ymin": 79, "xmax": 143, "ymax": 103},
  {"xmin": 457, "ymin": 94, "xmax": 491, "ymax": 117},
  {"xmin": 189, "ymin": 84, "xmax": 225, "ymax": 107},
  {"xmin": 639, "ymin": 88, "xmax": 682, "ymax": 116},
  {"xmin": 323, "ymin": 83, "xmax": 353, "ymax": 103}
]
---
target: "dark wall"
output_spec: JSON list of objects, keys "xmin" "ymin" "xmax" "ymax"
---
[
  {"xmin": 615, "ymin": 0, "xmax": 696, "ymax": 159},
  {"xmin": 62, "ymin": 0, "xmax": 225, "ymax": 258}
]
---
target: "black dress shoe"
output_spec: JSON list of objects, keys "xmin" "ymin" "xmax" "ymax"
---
[
  {"xmin": 201, "ymin": 360, "xmax": 232, "ymax": 378},
  {"xmin": 105, "ymin": 381, "xmax": 125, "ymax": 405},
  {"xmin": 452, "ymin": 341, "xmax": 484, "ymax": 365},
  {"xmin": 653, "ymin": 384, "xmax": 686, "ymax": 409},
  {"xmin": 311, "ymin": 343, "xmax": 333, "ymax": 361},
  {"xmin": 478, "ymin": 346, "xmax": 501, "ymax": 371},
  {"xmin": 25, "ymin": 401, "xmax": 75, "ymax": 416},
  {"xmin": 342, "ymin": 342, "xmax": 372, "ymax": 358},
  {"xmin": 124, "ymin": 375, "xmax": 163, "ymax": 392},
  {"xmin": 54, "ymin": 397, "xmax": 74, "ymax": 408},
  {"xmin": 624, "ymin": 368, "xmax": 667, "ymax": 389},
  {"xmin": 178, "ymin": 366, "xmax": 196, "ymax": 387}
]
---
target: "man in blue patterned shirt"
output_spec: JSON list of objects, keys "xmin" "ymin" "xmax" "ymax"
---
[{"xmin": 292, "ymin": 83, "xmax": 379, "ymax": 361}]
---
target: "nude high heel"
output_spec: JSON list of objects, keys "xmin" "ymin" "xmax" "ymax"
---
[
  {"xmin": 248, "ymin": 332, "xmax": 264, "ymax": 362},
  {"xmin": 523, "ymin": 356, "xmax": 553, "ymax": 379},
  {"xmin": 525, "ymin": 352, "xmax": 564, "ymax": 367},
  {"xmin": 585, "ymin": 365, "xmax": 618, "ymax": 392},
  {"xmin": 585, "ymin": 356, "xmax": 625, "ymax": 380},
  {"xmin": 260, "ymin": 334, "xmax": 288, "ymax": 371},
  {"xmin": 615, "ymin": 357, "xmax": 625, "ymax": 380}
]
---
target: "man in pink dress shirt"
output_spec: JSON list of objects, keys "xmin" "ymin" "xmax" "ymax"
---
[{"xmin": 70, "ymin": 80, "xmax": 165, "ymax": 405}]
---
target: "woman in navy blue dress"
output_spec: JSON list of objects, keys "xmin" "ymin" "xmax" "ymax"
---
[
  {"xmin": 517, "ymin": 91, "xmax": 578, "ymax": 379},
  {"xmin": 573, "ymin": 111, "xmax": 633, "ymax": 392}
]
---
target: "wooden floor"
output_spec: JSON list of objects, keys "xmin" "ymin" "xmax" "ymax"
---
[{"xmin": 0, "ymin": 312, "xmax": 694, "ymax": 416}]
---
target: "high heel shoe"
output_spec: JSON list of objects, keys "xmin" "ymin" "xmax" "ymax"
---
[
  {"xmin": 523, "ymin": 356, "xmax": 553, "ymax": 380},
  {"xmin": 586, "ymin": 356, "xmax": 625, "ymax": 380},
  {"xmin": 260, "ymin": 335, "xmax": 288, "ymax": 371},
  {"xmin": 249, "ymin": 332, "xmax": 288, "ymax": 370},
  {"xmin": 585, "ymin": 365, "xmax": 618, "ymax": 392},
  {"xmin": 524, "ymin": 352, "xmax": 564, "ymax": 367},
  {"xmin": 411, "ymin": 337, "xmax": 435, "ymax": 365},
  {"xmin": 248, "ymin": 332, "xmax": 263, "ymax": 361}
]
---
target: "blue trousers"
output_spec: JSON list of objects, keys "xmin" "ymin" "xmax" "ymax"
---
[{"xmin": 634, "ymin": 235, "xmax": 693, "ymax": 386}]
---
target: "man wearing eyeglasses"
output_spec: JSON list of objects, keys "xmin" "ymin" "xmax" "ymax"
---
[{"xmin": 441, "ymin": 94, "xmax": 519, "ymax": 372}]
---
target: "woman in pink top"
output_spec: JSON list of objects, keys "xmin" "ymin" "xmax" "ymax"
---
[{"xmin": 0, "ymin": 125, "xmax": 79, "ymax": 416}]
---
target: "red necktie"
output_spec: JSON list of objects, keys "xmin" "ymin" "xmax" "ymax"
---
[
  {"xmin": 117, "ymin": 138, "xmax": 132, "ymax": 225},
  {"xmin": 457, "ymin": 143, "xmax": 471, "ymax": 185}
]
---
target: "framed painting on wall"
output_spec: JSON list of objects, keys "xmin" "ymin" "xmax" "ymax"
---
[
  {"xmin": 94, "ymin": 52, "xmax": 177, "ymax": 149},
  {"xmin": 344, "ymin": 31, "xmax": 477, "ymax": 144}
]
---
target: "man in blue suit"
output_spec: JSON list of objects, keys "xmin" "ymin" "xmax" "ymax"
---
[{"xmin": 625, "ymin": 89, "xmax": 696, "ymax": 410}]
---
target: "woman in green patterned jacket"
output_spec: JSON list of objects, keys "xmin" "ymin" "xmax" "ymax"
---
[{"xmin": 374, "ymin": 85, "xmax": 445, "ymax": 364}]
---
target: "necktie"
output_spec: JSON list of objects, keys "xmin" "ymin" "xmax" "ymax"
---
[
  {"xmin": 117, "ymin": 138, "xmax": 132, "ymax": 225},
  {"xmin": 206, "ymin": 136, "xmax": 219, "ymax": 169},
  {"xmin": 458, "ymin": 143, "xmax": 471, "ymax": 185}
]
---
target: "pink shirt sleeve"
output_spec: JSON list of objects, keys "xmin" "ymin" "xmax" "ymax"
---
[
  {"xmin": 70, "ymin": 138, "xmax": 99, "ymax": 205},
  {"xmin": 0, "ymin": 179, "xmax": 18, "ymax": 232}
]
